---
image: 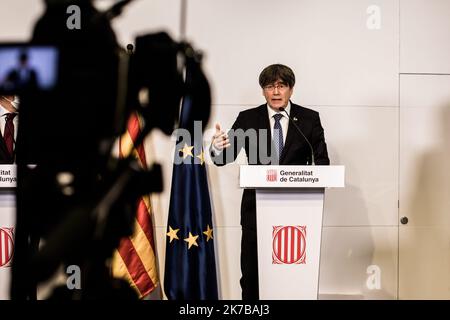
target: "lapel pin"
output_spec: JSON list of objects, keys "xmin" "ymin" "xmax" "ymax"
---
[{"xmin": 293, "ymin": 117, "xmax": 298, "ymax": 121}]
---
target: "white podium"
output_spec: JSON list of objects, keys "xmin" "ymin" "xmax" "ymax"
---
[
  {"xmin": 0, "ymin": 165, "xmax": 17, "ymax": 300},
  {"xmin": 240, "ymin": 165, "xmax": 345, "ymax": 300}
]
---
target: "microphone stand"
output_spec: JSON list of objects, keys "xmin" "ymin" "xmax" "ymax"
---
[{"xmin": 279, "ymin": 107, "xmax": 315, "ymax": 165}]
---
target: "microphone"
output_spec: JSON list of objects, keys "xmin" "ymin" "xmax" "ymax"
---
[
  {"xmin": 278, "ymin": 107, "xmax": 315, "ymax": 165},
  {"xmin": 126, "ymin": 44, "xmax": 134, "ymax": 55}
]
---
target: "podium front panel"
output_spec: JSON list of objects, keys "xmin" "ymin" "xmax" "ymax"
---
[
  {"xmin": 0, "ymin": 165, "xmax": 16, "ymax": 300},
  {"xmin": 256, "ymin": 188, "xmax": 324, "ymax": 300}
]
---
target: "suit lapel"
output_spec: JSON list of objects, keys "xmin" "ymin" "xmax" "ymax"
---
[
  {"xmin": 0, "ymin": 134, "xmax": 12, "ymax": 162},
  {"xmin": 258, "ymin": 105, "xmax": 271, "ymax": 135},
  {"xmin": 257, "ymin": 105, "xmax": 273, "ymax": 163},
  {"xmin": 280, "ymin": 104, "xmax": 301, "ymax": 164}
]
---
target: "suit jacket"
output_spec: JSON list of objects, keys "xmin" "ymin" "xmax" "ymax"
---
[
  {"xmin": 212, "ymin": 102, "xmax": 330, "ymax": 229},
  {"xmin": 6, "ymin": 68, "xmax": 38, "ymax": 91},
  {"xmin": 0, "ymin": 134, "xmax": 14, "ymax": 164}
]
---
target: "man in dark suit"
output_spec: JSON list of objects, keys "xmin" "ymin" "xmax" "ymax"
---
[
  {"xmin": 211, "ymin": 64, "xmax": 329, "ymax": 299},
  {"xmin": 4, "ymin": 52, "xmax": 38, "ymax": 92}
]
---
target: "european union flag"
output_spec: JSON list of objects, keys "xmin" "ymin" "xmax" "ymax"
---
[{"xmin": 163, "ymin": 56, "xmax": 218, "ymax": 300}]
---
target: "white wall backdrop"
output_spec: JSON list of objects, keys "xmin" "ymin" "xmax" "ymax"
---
[{"xmin": 1, "ymin": 0, "xmax": 449, "ymax": 300}]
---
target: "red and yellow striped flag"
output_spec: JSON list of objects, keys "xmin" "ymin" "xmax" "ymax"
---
[{"xmin": 111, "ymin": 112, "xmax": 159, "ymax": 298}]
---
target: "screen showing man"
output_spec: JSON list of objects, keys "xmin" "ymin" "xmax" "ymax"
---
[{"xmin": 0, "ymin": 45, "xmax": 58, "ymax": 93}]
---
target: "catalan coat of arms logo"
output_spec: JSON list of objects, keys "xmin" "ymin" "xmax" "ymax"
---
[
  {"xmin": 272, "ymin": 226, "xmax": 306, "ymax": 264},
  {"xmin": 0, "ymin": 227, "xmax": 14, "ymax": 268},
  {"xmin": 266, "ymin": 169, "xmax": 277, "ymax": 182}
]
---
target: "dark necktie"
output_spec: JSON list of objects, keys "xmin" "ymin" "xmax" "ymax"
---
[
  {"xmin": 273, "ymin": 113, "xmax": 284, "ymax": 160},
  {"xmin": 4, "ymin": 113, "xmax": 17, "ymax": 158}
]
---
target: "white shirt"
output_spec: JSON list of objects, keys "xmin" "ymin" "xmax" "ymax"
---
[
  {"xmin": 267, "ymin": 101, "xmax": 290, "ymax": 144},
  {"xmin": 0, "ymin": 99, "xmax": 19, "ymax": 143}
]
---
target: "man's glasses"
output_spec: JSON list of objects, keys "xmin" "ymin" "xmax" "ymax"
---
[{"xmin": 263, "ymin": 83, "xmax": 288, "ymax": 92}]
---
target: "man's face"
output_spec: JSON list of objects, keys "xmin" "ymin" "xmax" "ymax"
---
[{"xmin": 262, "ymin": 80, "xmax": 293, "ymax": 111}]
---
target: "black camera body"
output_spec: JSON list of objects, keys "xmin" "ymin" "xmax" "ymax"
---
[{"xmin": 7, "ymin": 0, "xmax": 211, "ymax": 300}]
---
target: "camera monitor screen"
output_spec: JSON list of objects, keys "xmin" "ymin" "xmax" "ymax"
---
[{"xmin": 0, "ymin": 44, "xmax": 59, "ymax": 94}]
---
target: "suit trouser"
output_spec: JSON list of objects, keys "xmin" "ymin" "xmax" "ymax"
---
[{"xmin": 240, "ymin": 227, "xmax": 259, "ymax": 300}]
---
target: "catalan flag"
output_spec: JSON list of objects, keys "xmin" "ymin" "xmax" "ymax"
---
[
  {"xmin": 163, "ymin": 59, "xmax": 218, "ymax": 300},
  {"xmin": 111, "ymin": 112, "xmax": 159, "ymax": 298}
]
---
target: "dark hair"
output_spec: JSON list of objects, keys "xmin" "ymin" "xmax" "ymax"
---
[
  {"xmin": 259, "ymin": 64, "xmax": 295, "ymax": 88},
  {"xmin": 19, "ymin": 51, "xmax": 29, "ymax": 62}
]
